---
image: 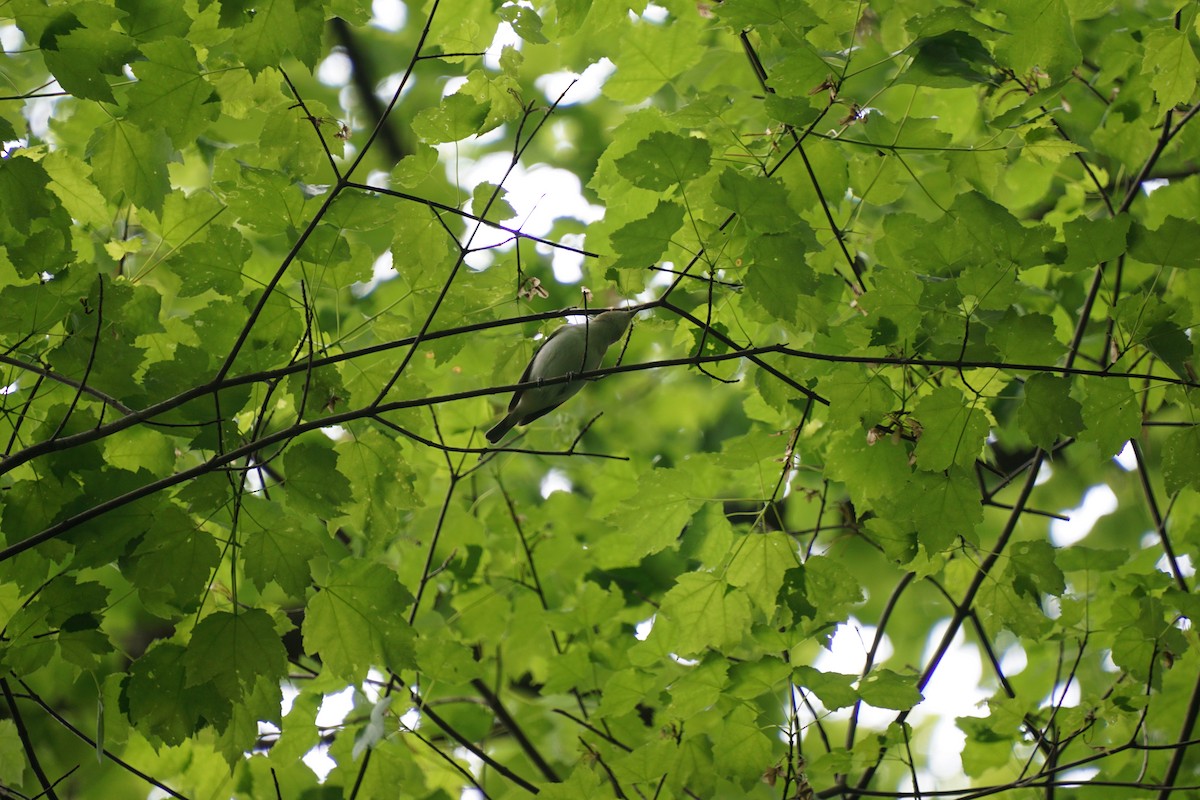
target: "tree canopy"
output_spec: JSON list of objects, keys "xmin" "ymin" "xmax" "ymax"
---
[{"xmin": 1, "ymin": 0, "xmax": 1199, "ymax": 798}]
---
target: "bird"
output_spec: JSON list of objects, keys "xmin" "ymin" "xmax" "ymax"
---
[{"xmin": 485, "ymin": 309, "xmax": 635, "ymax": 443}]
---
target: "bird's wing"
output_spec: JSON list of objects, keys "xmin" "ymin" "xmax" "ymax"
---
[
  {"xmin": 507, "ymin": 325, "xmax": 566, "ymax": 413},
  {"xmin": 515, "ymin": 388, "xmax": 577, "ymax": 425}
]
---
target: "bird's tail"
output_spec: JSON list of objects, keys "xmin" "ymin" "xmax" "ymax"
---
[{"xmin": 485, "ymin": 413, "xmax": 518, "ymax": 444}]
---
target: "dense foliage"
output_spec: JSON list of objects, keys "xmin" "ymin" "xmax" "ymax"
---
[{"xmin": 2, "ymin": 0, "xmax": 1199, "ymax": 797}]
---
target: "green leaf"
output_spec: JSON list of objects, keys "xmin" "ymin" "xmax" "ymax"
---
[
  {"xmin": 600, "ymin": 467, "xmax": 708, "ymax": 567},
  {"xmin": 498, "ymin": 3, "xmax": 548, "ymax": 43},
  {"xmin": 117, "ymin": 0, "xmax": 194, "ymax": 40},
  {"xmin": 125, "ymin": 643, "xmax": 205, "ymax": 744},
  {"xmin": 858, "ymin": 668, "xmax": 923, "ymax": 711},
  {"xmin": 763, "ymin": 92, "xmax": 824, "ymax": 128},
  {"xmin": 991, "ymin": 0, "xmax": 1081, "ymax": 82},
  {"xmin": 41, "ymin": 27, "xmax": 136, "ymax": 103},
  {"xmin": 211, "ymin": 0, "xmax": 324, "ymax": 75},
  {"xmin": 127, "ymin": 38, "xmax": 220, "ymax": 148},
  {"xmin": 213, "ymin": 674, "xmax": 278, "ymax": 767},
  {"xmin": 1076, "ymin": 376, "xmax": 1141, "ymax": 459},
  {"xmin": 726, "ymin": 531, "xmax": 796, "ymax": 611},
  {"xmin": 913, "ymin": 386, "xmax": 990, "ymax": 471},
  {"xmin": 599, "ymin": 668, "xmax": 661, "ymax": 719},
  {"xmin": 240, "ymin": 497, "xmax": 328, "ymax": 596},
  {"xmin": 953, "ymin": 191, "xmax": 1053, "ymax": 268},
  {"xmin": 27, "ymin": 576, "xmax": 109, "ymax": 632},
  {"xmin": 821, "ymin": 367, "xmax": 895, "ymax": 430},
  {"xmin": 169, "ymin": 225, "xmax": 249, "ymax": 297},
  {"xmin": 0, "ymin": 157, "xmax": 55, "ymax": 235},
  {"xmin": 793, "ymin": 665, "xmax": 858, "ymax": 710},
  {"xmin": 184, "ymin": 610, "xmax": 288, "ymax": 701},
  {"xmin": 1021, "ymin": 125, "xmax": 1085, "ymax": 164},
  {"xmin": 1129, "ymin": 217, "xmax": 1200, "ymax": 270},
  {"xmin": 1055, "ymin": 545, "xmax": 1128, "ymax": 573},
  {"xmin": 656, "ymin": 572, "xmax": 752, "ymax": 654},
  {"xmin": 0, "ymin": 720, "xmax": 26, "ymax": 785},
  {"xmin": 1142, "ymin": 320, "xmax": 1194, "ymax": 382},
  {"xmin": 959, "ymin": 714, "xmax": 1016, "ymax": 776},
  {"xmin": 604, "ymin": 15, "xmax": 706, "ymax": 104},
  {"xmin": 0, "ymin": 157, "xmax": 75, "ymax": 280},
  {"xmin": 803, "ymin": 555, "xmax": 865, "ymax": 621},
  {"xmin": 615, "ymin": 132, "xmax": 712, "ymax": 191},
  {"xmin": 461, "ymin": 67, "xmax": 525, "ymax": 132},
  {"xmin": 390, "ymin": 144, "xmax": 440, "ymax": 188},
  {"xmin": 899, "ymin": 31, "xmax": 997, "ymax": 88},
  {"xmin": 1008, "ymin": 540, "xmax": 1065, "ymax": 599},
  {"xmin": 1062, "ymin": 215, "xmax": 1130, "ymax": 272},
  {"xmin": 987, "ymin": 311, "xmax": 1063, "ymax": 365},
  {"xmin": 882, "ymin": 469, "xmax": 983, "ymax": 553},
  {"xmin": 1163, "ymin": 426, "xmax": 1200, "ymax": 495},
  {"xmin": 127, "ymin": 506, "xmax": 220, "ymax": 615},
  {"xmin": 214, "ymin": 163, "xmax": 305, "ymax": 235},
  {"xmin": 609, "ymin": 199, "xmax": 684, "ymax": 267},
  {"xmin": 537, "ymin": 766, "xmax": 612, "ymax": 799},
  {"xmin": 715, "ymin": 0, "xmax": 821, "ymax": 31},
  {"xmin": 282, "ymin": 441, "xmax": 353, "ymax": 518},
  {"xmin": 471, "ymin": 181, "xmax": 516, "ymax": 222},
  {"xmin": 87, "ymin": 119, "xmax": 174, "ymax": 213},
  {"xmin": 336, "ymin": 429, "xmax": 422, "ymax": 537},
  {"xmin": 707, "ymin": 704, "xmax": 774, "ymax": 787},
  {"xmin": 857, "ymin": 268, "xmax": 925, "ymax": 340},
  {"xmin": 411, "ymin": 92, "xmax": 491, "ymax": 143},
  {"xmin": 303, "ymin": 560, "xmax": 416, "ymax": 681},
  {"xmin": 824, "ymin": 428, "xmax": 912, "ymax": 509},
  {"xmin": 1141, "ymin": 29, "xmax": 1200, "ymax": 109},
  {"xmin": 41, "ymin": 150, "xmax": 110, "ymax": 231},
  {"xmin": 1018, "ymin": 374, "xmax": 1084, "ymax": 451},
  {"xmin": 714, "ymin": 168, "xmax": 795, "ymax": 234},
  {"xmin": 50, "ymin": 279, "xmax": 162, "ymax": 399},
  {"xmin": 743, "ymin": 230, "xmax": 827, "ymax": 329}
]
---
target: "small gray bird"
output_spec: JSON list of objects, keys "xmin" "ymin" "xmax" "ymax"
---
[{"xmin": 486, "ymin": 309, "xmax": 635, "ymax": 443}]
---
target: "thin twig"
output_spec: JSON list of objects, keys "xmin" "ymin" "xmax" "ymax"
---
[
  {"xmin": 0, "ymin": 354, "xmax": 134, "ymax": 414},
  {"xmin": 13, "ymin": 679, "xmax": 190, "ymax": 800},
  {"xmin": 472, "ymin": 678, "xmax": 559, "ymax": 783},
  {"xmin": 2, "ymin": 678, "xmax": 60, "ymax": 800},
  {"xmin": 49, "ymin": 275, "xmax": 103, "ymax": 441},
  {"xmin": 1130, "ymin": 439, "xmax": 1188, "ymax": 591}
]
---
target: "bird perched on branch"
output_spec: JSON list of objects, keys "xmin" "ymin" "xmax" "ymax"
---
[{"xmin": 486, "ymin": 309, "xmax": 635, "ymax": 444}]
